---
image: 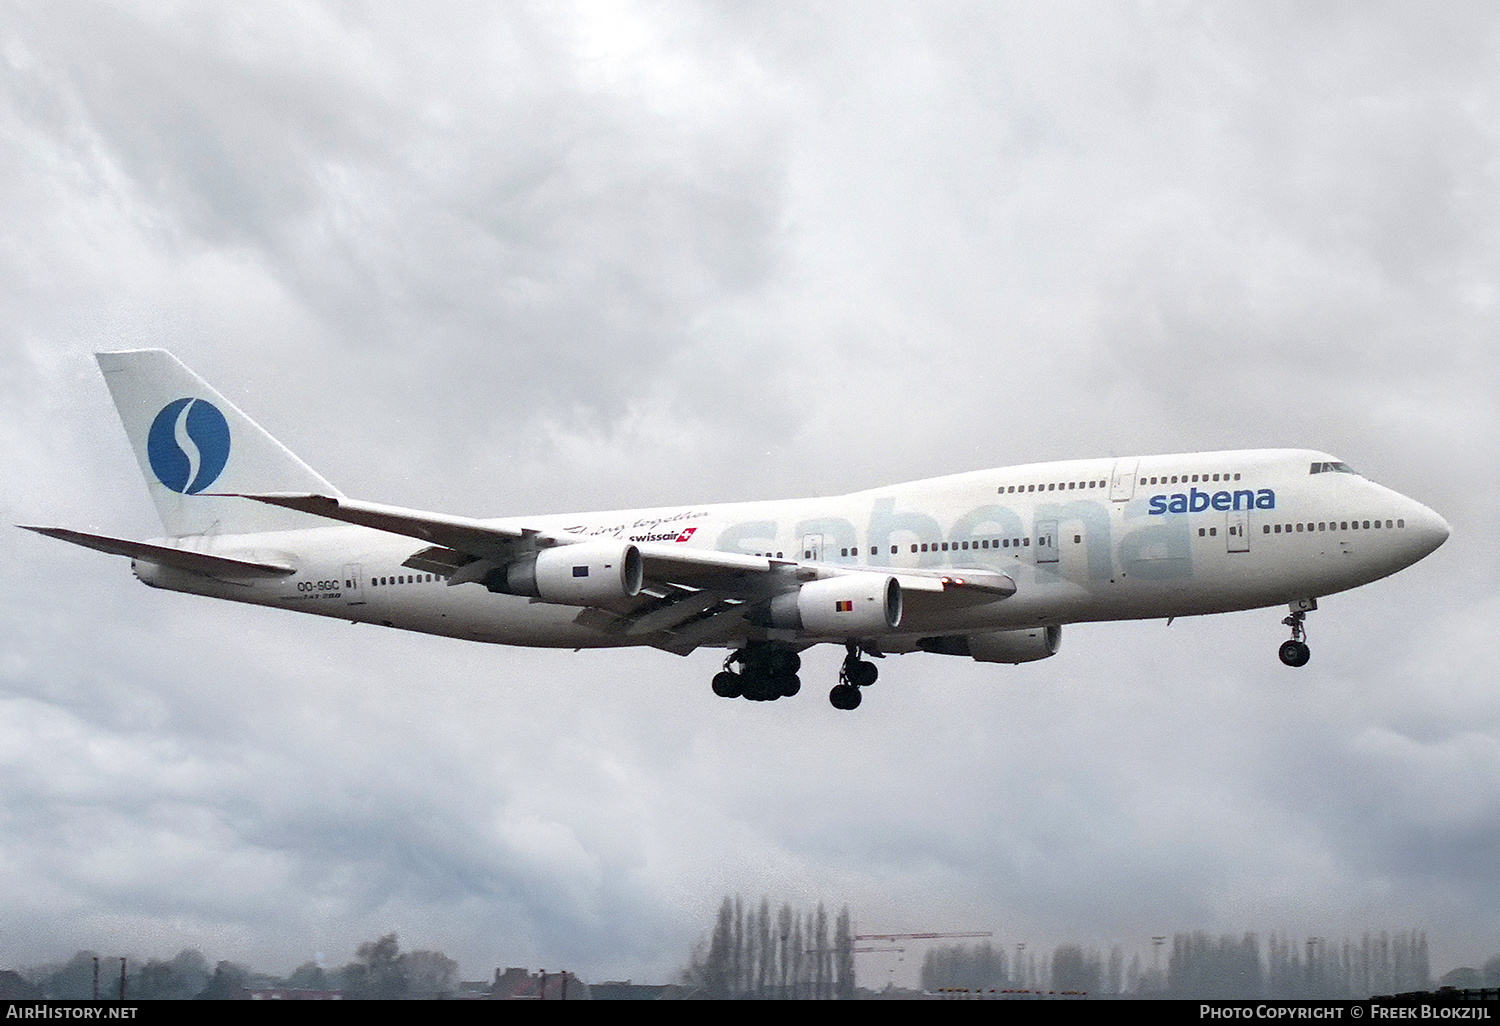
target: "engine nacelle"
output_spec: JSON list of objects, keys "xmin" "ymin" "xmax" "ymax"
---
[
  {"xmin": 487, "ymin": 542, "xmax": 644, "ymax": 607},
  {"xmin": 918, "ymin": 626, "xmax": 1061, "ymax": 664},
  {"xmin": 768, "ymin": 574, "xmax": 903, "ymax": 636}
]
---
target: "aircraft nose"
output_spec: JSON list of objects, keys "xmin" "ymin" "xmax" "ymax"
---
[{"xmin": 1409, "ymin": 501, "xmax": 1450, "ymax": 558}]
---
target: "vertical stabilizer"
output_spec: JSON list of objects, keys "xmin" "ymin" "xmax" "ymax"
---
[{"xmin": 96, "ymin": 349, "xmax": 344, "ymax": 537}]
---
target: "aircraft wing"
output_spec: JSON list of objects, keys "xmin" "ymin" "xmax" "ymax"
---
[
  {"xmin": 228, "ymin": 492, "xmax": 550, "ymax": 557},
  {"xmin": 239, "ymin": 492, "xmax": 1014, "ymax": 589},
  {"xmin": 18, "ymin": 526, "xmax": 296, "ymax": 578},
  {"xmin": 233, "ymin": 492, "xmax": 1015, "ymax": 650}
]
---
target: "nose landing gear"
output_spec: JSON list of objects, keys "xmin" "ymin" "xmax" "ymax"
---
[{"xmin": 1278, "ymin": 599, "xmax": 1316, "ymax": 667}]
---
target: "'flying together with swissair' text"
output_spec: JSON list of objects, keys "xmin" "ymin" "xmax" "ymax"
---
[{"xmin": 24, "ymin": 351, "xmax": 1450, "ymax": 709}]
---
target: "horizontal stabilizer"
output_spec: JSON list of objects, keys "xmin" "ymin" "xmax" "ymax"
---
[{"xmin": 18, "ymin": 526, "xmax": 295, "ymax": 578}]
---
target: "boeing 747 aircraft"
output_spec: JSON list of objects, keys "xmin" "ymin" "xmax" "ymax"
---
[{"xmin": 24, "ymin": 351, "xmax": 1449, "ymax": 709}]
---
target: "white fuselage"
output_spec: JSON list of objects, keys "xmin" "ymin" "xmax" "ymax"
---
[{"xmin": 131, "ymin": 449, "xmax": 1449, "ymax": 653}]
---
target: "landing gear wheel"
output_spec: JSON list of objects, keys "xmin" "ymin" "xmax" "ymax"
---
[
  {"xmin": 1278, "ymin": 601, "xmax": 1314, "ymax": 668},
  {"xmin": 846, "ymin": 660, "xmax": 878, "ymax": 688},
  {"xmin": 712, "ymin": 671, "xmax": 742, "ymax": 698},
  {"xmin": 829, "ymin": 683, "xmax": 862, "ymax": 710},
  {"xmin": 840, "ymin": 641, "xmax": 879, "ymax": 692},
  {"xmin": 742, "ymin": 673, "xmax": 775, "ymax": 701},
  {"xmin": 777, "ymin": 674, "xmax": 801, "ymax": 698}
]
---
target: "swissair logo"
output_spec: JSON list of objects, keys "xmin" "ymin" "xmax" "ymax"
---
[{"xmin": 624, "ymin": 525, "xmax": 700, "ymax": 543}]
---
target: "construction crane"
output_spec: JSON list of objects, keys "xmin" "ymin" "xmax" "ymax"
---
[
  {"xmin": 855, "ymin": 932, "xmax": 994, "ymax": 943},
  {"xmin": 807, "ymin": 931, "xmax": 994, "ymax": 954}
]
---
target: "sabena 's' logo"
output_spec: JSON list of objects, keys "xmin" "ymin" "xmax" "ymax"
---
[{"xmin": 147, "ymin": 398, "xmax": 231, "ymax": 494}]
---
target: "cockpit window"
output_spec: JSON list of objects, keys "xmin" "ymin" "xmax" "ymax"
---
[{"xmin": 1309, "ymin": 461, "xmax": 1359, "ymax": 476}]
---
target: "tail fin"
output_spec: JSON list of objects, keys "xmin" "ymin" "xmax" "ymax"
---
[{"xmin": 96, "ymin": 349, "xmax": 344, "ymax": 537}]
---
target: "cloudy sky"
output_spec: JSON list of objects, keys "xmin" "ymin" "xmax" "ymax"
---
[{"xmin": 2, "ymin": 0, "xmax": 1497, "ymax": 988}]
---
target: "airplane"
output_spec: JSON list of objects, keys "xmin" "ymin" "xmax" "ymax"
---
[{"xmin": 22, "ymin": 350, "xmax": 1450, "ymax": 710}]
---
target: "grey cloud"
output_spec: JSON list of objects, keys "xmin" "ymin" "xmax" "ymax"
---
[{"xmin": 2, "ymin": 0, "xmax": 1496, "ymax": 987}]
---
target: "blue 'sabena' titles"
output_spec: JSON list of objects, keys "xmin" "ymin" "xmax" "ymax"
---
[{"xmin": 1148, "ymin": 488, "xmax": 1276, "ymax": 515}]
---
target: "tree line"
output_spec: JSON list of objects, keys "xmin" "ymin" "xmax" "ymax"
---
[
  {"xmin": 684, "ymin": 896, "xmax": 855, "ymax": 999},
  {"xmin": 920, "ymin": 929, "xmax": 1436, "ymax": 999},
  {"xmin": 18, "ymin": 933, "xmax": 457, "ymax": 1000}
]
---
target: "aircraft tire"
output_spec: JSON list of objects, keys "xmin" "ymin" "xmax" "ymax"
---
[
  {"xmin": 847, "ymin": 660, "xmax": 878, "ymax": 688},
  {"xmin": 743, "ymin": 674, "xmax": 776, "ymax": 701},
  {"xmin": 1278, "ymin": 640, "xmax": 1311, "ymax": 667},
  {"xmin": 777, "ymin": 673, "xmax": 801, "ymax": 698},
  {"xmin": 829, "ymin": 683, "xmax": 862, "ymax": 710},
  {"xmin": 712, "ymin": 671, "xmax": 743, "ymax": 698}
]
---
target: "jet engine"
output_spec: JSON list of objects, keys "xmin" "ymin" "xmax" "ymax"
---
[
  {"xmin": 767, "ymin": 574, "xmax": 903, "ymax": 636},
  {"xmin": 485, "ymin": 541, "xmax": 644, "ymax": 606},
  {"xmin": 918, "ymin": 626, "xmax": 1061, "ymax": 663}
]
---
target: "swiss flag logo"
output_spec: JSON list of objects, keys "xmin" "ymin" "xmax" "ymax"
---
[{"xmin": 675, "ymin": 527, "xmax": 697, "ymax": 543}]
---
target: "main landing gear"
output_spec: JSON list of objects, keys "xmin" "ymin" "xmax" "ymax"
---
[
  {"xmin": 712, "ymin": 643, "xmax": 802, "ymax": 702},
  {"xmin": 1278, "ymin": 598, "xmax": 1316, "ymax": 667},
  {"xmin": 829, "ymin": 643, "xmax": 879, "ymax": 711},
  {"xmin": 708, "ymin": 641, "xmax": 880, "ymax": 709}
]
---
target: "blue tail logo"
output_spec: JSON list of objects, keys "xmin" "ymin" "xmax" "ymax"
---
[{"xmin": 147, "ymin": 398, "xmax": 231, "ymax": 494}]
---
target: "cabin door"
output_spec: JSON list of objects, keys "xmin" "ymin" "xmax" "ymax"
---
[
  {"xmin": 1109, "ymin": 458, "xmax": 1139, "ymax": 501},
  {"xmin": 1035, "ymin": 520, "xmax": 1059, "ymax": 563},
  {"xmin": 343, "ymin": 563, "xmax": 368, "ymax": 606},
  {"xmin": 1226, "ymin": 511, "xmax": 1250, "ymax": 553}
]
